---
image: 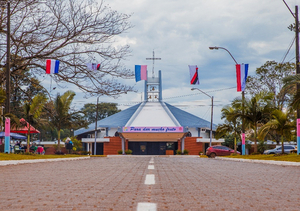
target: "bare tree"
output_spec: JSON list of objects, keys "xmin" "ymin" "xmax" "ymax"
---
[{"xmin": 0, "ymin": 0, "xmax": 134, "ymax": 98}]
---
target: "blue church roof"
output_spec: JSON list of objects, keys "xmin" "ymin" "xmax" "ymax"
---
[
  {"xmin": 165, "ymin": 103, "xmax": 217, "ymax": 130},
  {"xmin": 74, "ymin": 103, "xmax": 142, "ymax": 136},
  {"xmin": 75, "ymin": 101, "xmax": 216, "ymax": 136}
]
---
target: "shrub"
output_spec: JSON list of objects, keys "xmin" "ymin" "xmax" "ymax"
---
[
  {"xmin": 24, "ymin": 152, "xmax": 33, "ymax": 155},
  {"xmin": 125, "ymin": 149, "xmax": 132, "ymax": 154},
  {"xmin": 176, "ymin": 150, "xmax": 182, "ymax": 155},
  {"xmin": 80, "ymin": 151, "xmax": 90, "ymax": 155},
  {"xmin": 55, "ymin": 151, "xmax": 65, "ymax": 155},
  {"xmin": 250, "ymin": 152, "xmax": 261, "ymax": 155},
  {"xmin": 117, "ymin": 150, "xmax": 123, "ymax": 154},
  {"xmin": 230, "ymin": 153, "xmax": 239, "ymax": 156},
  {"xmin": 183, "ymin": 149, "xmax": 189, "ymax": 155}
]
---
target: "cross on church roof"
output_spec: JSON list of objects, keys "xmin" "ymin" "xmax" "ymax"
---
[{"xmin": 146, "ymin": 50, "xmax": 161, "ymax": 78}]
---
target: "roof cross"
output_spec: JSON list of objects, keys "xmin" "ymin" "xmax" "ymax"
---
[{"xmin": 146, "ymin": 50, "xmax": 161, "ymax": 78}]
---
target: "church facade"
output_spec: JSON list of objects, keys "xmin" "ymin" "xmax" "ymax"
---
[{"xmin": 75, "ymin": 71, "xmax": 224, "ymax": 155}]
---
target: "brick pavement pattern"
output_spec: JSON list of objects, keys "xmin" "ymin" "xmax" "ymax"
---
[{"xmin": 1, "ymin": 157, "xmax": 300, "ymax": 211}]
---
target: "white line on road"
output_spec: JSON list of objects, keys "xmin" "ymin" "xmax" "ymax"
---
[
  {"xmin": 149, "ymin": 157, "xmax": 154, "ymax": 163},
  {"xmin": 144, "ymin": 174, "xmax": 155, "ymax": 185},
  {"xmin": 148, "ymin": 165, "xmax": 154, "ymax": 170},
  {"xmin": 137, "ymin": 202, "xmax": 157, "ymax": 211}
]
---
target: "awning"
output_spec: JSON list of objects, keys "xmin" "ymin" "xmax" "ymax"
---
[
  {"xmin": 121, "ymin": 132, "xmax": 185, "ymax": 142},
  {"xmin": 196, "ymin": 138, "xmax": 225, "ymax": 143}
]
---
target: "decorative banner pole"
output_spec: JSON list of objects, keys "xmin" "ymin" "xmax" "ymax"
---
[
  {"xmin": 4, "ymin": 118, "xmax": 10, "ymax": 153},
  {"xmin": 242, "ymin": 133, "xmax": 246, "ymax": 155},
  {"xmin": 297, "ymin": 119, "xmax": 300, "ymax": 155}
]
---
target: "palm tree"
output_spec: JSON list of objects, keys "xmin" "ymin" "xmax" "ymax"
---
[
  {"xmin": 282, "ymin": 74, "xmax": 300, "ymax": 109},
  {"xmin": 216, "ymin": 105, "xmax": 241, "ymax": 153},
  {"xmin": 23, "ymin": 93, "xmax": 48, "ymax": 152},
  {"xmin": 233, "ymin": 92, "xmax": 274, "ymax": 153},
  {"xmin": 49, "ymin": 90, "xmax": 76, "ymax": 152},
  {"xmin": 258, "ymin": 109, "xmax": 295, "ymax": 154}
]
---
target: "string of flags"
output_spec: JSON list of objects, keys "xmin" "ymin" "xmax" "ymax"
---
[
  {"xmin": 188, "ymin": 64, "xmax": 249, "ymax": 92},
  {"xmin": 46, "ymin": 59, "xmax": 248, "ymax": 93},
  {"xmin": 45, "ymin": 60, "xmax": 101, "ymax": 74}
]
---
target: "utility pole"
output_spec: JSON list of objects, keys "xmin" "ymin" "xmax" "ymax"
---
[
  {"xmin": 296, "ymin": 6, "xmax": 299, "ymax": 102},
  {"xmin": 283, "ymin": 1, "xmax": 300, "ymax": 155},
  {"xmin": 295, "ymin": 6, "xmax": 300, "ymax": 155},
  {"xmin": 5, "ymin": 1, "xmax": 10, "ymax": 114}
]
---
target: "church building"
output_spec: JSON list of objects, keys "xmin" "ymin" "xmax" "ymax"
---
[{"xmin": 75, "ymin": 70, "xmax": 224, "ymax": 155}]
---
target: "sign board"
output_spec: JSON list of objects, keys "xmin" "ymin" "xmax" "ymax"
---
[{"xmin": 122, "ymin": 127, "xmax": 183, "ymax": 133}]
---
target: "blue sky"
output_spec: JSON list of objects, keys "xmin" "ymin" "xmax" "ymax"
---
[{"xmin": 51, "ymin": 0, "xmax": 300, "ymax": 125}]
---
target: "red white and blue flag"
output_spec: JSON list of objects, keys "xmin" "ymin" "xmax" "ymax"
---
[
  {"xmin": 236, "ymin": 63, "xmax": 249, "ymax": 92},
  {"xmin": 189, "ymin": 65, "xmax": 199, "ymax": 85},
  {"xmin": 46, "ymin": 60, "xmax": 60, "ymax": 74},
  {"xmin": 86, "ymin": 63, "xmax": 101, "ymax": 71},
  {"xmin": 135, "ymin": 65, "xmax": 147, "ymax": 82}
]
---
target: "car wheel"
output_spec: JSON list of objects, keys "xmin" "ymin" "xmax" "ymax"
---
[{"xmin": 210, "ymin": 153, "xmax": 216, "ymax": 158}]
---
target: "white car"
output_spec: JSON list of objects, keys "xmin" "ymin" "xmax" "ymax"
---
[{"xmin": 263, "ymin": 145, "xmax": 296, "ymax": 154}]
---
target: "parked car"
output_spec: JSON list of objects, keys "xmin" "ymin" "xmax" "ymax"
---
[
  {"xmin": 263, "ymin": 145, "xmax": 296, "ymax": 154},
  {"xmin": 290, "ymin": 146, "xmax": 298, "ymax": 154},
  {"xmin": 206, "ymin": 145, "xmax": 240, "ymax": 158}
]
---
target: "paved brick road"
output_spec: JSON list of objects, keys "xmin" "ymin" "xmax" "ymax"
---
[{"xmin": 1, "ymin": 157, "xmax": 300, "ymax": 211}]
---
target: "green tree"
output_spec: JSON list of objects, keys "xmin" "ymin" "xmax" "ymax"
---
[
  {"xmin": 216, "ymin": 105, "xmax": 241, "ymax": 153},
  {"xmin": 49, "ymin": 90, "xmax": 87, "ymax": 152},
  {"xmin": 23, "ymin": 93, "xmax": 48, "ymax": 152},
  {"xmin": 81, "ymin": 102, "xmax": 121, "ymax": 124},
  {"xmin": 233, "ymin": 91, "xmax": 274, "ymax": 153},
  {"xmin": 221, "ymin": 134, "xmax": 235, "ymax": 150},
  {"xmin": 283, "ymin": 74, "xmax": 300, "ymax": 109},
  {"xmin": 258, "ymin": 109, "xmax": 295, "ymax": 154},
  {"xmin": 246, "ymin": 61, "xmax": 294, "ymax": 110}
]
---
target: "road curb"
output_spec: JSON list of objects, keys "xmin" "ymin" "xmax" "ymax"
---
[
  {"xmin": 215, "ymin": 157, "xmax": 300, "ymax": 166},
  {"xmin": 0, "ymin": 156, "xmax": 90, "ymax": 166}
]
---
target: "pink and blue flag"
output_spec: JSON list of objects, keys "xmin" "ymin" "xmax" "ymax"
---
[
  {"xmin": 135, "ymin": 65, "xmax": 147, "ymax": 82},
  {"xmin": 236, "ymin": 63, "xmax": 249, "ymax": 92},
  {"xmin": 46, "ymin": 60, "xmax": 60, "ymax": 74}
]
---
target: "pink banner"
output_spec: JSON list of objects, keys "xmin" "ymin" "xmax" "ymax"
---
[
  {"xmin": 297, "ymin": 119, "xmax": 300, "ymax": 137},
  {"xmin": 123, "ymin": 126, "xmax": 184, "ymax": 133},
  {"xmin": 242, "ymin": 133, "xmax": 245, "ymax": 145},
  {"xmin": 5, "ymin": 118, "xmax": 10, "ymax": 137}
]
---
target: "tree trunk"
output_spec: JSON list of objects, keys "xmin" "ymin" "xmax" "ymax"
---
[
  {"xmin": 57, "ymin": 129, "xmax": 61, "ymax": 152},
  {"xmin": 26, "ymin": 125, "xmax": 30, "ymax": 153},
  {"xmin": 281, "ymin": 134, "xmax": 284, "ymax": 154},
  {"xmin": 254, "ymin": 126, "xmax": 258, "ymax": 153},
  {"xmin": 234, "ymin": 131, "xmax": 237, "ymax": 153}
]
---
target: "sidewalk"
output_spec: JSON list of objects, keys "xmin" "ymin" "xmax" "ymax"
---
[
  {"xmin": 216, "ymin": 157, "xmax": 300, "ymax": 166},
  {"xmin": 0, "ymin": 156, "xmax": 90, "ymax": 166}
]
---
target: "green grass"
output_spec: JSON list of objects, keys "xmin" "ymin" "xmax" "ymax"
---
[
  {"xmin": 225, "ymin": 153, "xmax": 300, "ymax": 162},
  {"xmin": 0, "ymin": 153, "xmax": 88, "ymax": 160}
]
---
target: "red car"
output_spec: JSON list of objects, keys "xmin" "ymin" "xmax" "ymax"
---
[{"xmin": 206, "ymin": 145, "xmax": 240, "ymax": 158}]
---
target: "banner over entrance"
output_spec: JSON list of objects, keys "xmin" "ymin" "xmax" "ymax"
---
[{"xmin": 123, "ymin": 127, "xmax": 183, "ymax": 133}]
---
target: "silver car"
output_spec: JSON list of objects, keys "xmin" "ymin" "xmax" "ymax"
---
[{"xmin": 263, "ymin": 145, "xmax": 296, "ymax": 154}]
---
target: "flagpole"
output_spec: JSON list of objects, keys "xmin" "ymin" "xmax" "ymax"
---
[{"xmin": 191, "ymin": 88, "xmax": 214, "ymax": 147}]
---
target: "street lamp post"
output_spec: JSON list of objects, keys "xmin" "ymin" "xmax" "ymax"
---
[
  {"xmin": 94, "ymin": 96, "xmax": 100, "ymax": 155},
  {"xmin": 191, "ymin": 88, "xmax": 214, "ymax": 147},
  {"xmin": 209, "ymin": 46, "xmax": 243, "ymax": 154}
]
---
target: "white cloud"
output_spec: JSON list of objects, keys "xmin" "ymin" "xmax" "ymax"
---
[{"xmin": 54, "ymin": 0, "xmax": 300, "ymax": 125}]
